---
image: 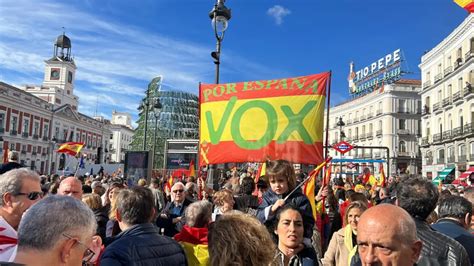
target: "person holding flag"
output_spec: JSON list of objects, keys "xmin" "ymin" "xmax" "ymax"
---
[{"xmin": 256, "ymin": 159, "xmax": 314, "ymax": 241}]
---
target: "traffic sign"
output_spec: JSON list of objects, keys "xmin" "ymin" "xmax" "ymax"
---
[
  {"xmin": 347, "ymin": 162, "xmax": 357, "ymax": 169},
  {"xmin": 333, "ymin": 141, "xmax": 354, "ymax": 154}
]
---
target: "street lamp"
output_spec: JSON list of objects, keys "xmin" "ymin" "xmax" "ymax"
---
[
  {"xmin": 152, "ymin": 99, "xmax": 163, "ymax": 169},
  {"xmin": 336, "ymin": 117, "xmax": 345, "ymax": 175},
  {"xmin": 48, "ymin": 136, "xmax": 57, "ymax": 175},
  {"xmin": 209, "ymin": 0, "xmax": 231, "ymax": 84}
]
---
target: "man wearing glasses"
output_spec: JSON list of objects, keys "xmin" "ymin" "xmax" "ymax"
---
[
  {"xmin": 12, "ymin": 195, "xmax": 97, "ymax": 265},
  {"xmin": 0, "ymin": 168, "xmax": 42, "ymax": 262},
  {"xmin": 156, "ymin": 182, "xmax": 193, "ymax": 237}
]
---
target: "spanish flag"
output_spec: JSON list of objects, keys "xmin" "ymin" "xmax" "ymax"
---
[
  {"xmin": 189, "ymin": 160, "xmax": 196, "ymax": 178},
  {"xmin": 303, "ymin": 168, "xmax": 321, "ymax": 222},
  {"xmin": 57, "ymin": 142, "xmax": 84, "ymax": 156},
  {"xmin": 379, "ymin": 164, "xmax": 386, "ymax": 187}
]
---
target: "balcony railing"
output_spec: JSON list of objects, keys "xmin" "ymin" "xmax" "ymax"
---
[
  {"xmin": 0, "ymin": 128, "xmax": 3, "ymax": 133},
  {"xmin": 398, "ymin": 129, "xmax": 409, "ymax": 135},
  {"xmin": 442, "ymin": 130, "xmax": 452, "ymax": 140},
  {"xmin": 10, "ymin": 130, "xmax": 17, "ymax": 136},
  {"xmin": 459, "ymin": 155, "xmax": 467, "ymax": 162},
  {"xmin": 464, "ymin": 84, "xmax": 473, "ymax": 97},
  {"xmin": 32, "ymin": 134, "xmax": 38, "ymax": 140},
  {"xmin": 367, "ymin": 113, "xmax": 373, "ymax": 119},
  {"xmin": 22, "ymin": 132, "xmax": 29, "ymax": 138},
  {"xmin": 447, "ymin": 157, "xmax": 455, "ymax": 163},
  {"xmin": 360, "ymin": 133, "xmax": 366, "ymax": 140},
  {"xmin": 432, "ymin": 102, "xmax": 441, "ymax": 113},
  {"xmin": 453, "ymin": 91, "xmax": 462, "ymax": 103},
  {"xmin": 353, "ymin": 136, "xmax": 359, "ymax": 141},
  {"xmin": 444, "ymin": 66, "xmax": 453, "ymax": 77},
  {"xmin": 397, "ymin": 108, "xmax": 408, "ymax": 113},
  {"xmin": 455, "ymin": 57, "xmax": 463, "ymax": 69},
  {"xmin": 398, "ymin": 151, "xmax": 410, "ymax": 157},
  {"xmin": 42, "ymin": 136, "xmax": 49, "ymax": 141},
  {"xmin": 423, "ymin": 80, "xmax": 432, "ymax": 88},
  {"xmin": 421, "ymin": 137, "xmax": 429, "ymax": 146},
  {"xmin": 453, "ymin": 126, "xmax": 463, "ymax": 138},
  {"xmin": 433, "ymin": 133, "xmax": 442, "ymax": 143},
  {"xmin": 464, "ymin": 123, "xmax": 474, "ymax": 136},
  {"xmin": 376, "ymin": 130, "xmax": 382, "ymax": 136},
  {"xmin": 442, "ymin": 97, "xmax": 452, "ymax": 107},
  {"xmin": 422, "ymin": 105, "xmax": 430, "ymax": 116},
  {"xmin": 32, "ymin": 152, "xmax": 37, "ymax": 156},
  {"xmin": 360, "ymin": 115, "xmax": 366, "ymax": 121},
  {"xmin": 20, "ymin": 150, "xmax": 26, "ymax": 154},
  {"xmin": 376, "ymin": 109, "xmax": 382, "ymax": 116},
  {"xmin": 434, "ymin": 73, "xmax": 443, "ymax": 83},
  {"xmin": 367, "ymin": 133, "xmax": 373, "ymax": 139},
  {"xmin": 465, "ymin": 50, "xmax": 473, "ymax": 61}
]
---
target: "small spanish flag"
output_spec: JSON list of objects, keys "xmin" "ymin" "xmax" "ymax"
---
[
  {"xmin": 57, "ymin": 142, "xmax": 84, "ymax": 156},
  {"xmin": 189, "ymin": 160, "xmax": 196, "ymax": 178},
  {"xmin": 303, "ymin": 168, "xmax": 321, "ymax": 222}
]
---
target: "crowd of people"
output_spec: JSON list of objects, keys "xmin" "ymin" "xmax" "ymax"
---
[{"xmin": 0, "ymin": 150, "xmax": 473, "ymax": 265}]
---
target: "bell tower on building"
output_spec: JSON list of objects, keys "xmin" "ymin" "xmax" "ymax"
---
[{"xmin": 42, "ymin": 32, "xmax": 78, "ymax": 108}]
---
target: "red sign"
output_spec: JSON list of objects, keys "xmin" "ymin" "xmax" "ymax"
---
[
  {"xmin": 333, "ymin": 141, "xmax": 354, "ymax": 154},
  {"xmin": 347, "ymin": 162, "xmax": 357, "ymax": 169}
]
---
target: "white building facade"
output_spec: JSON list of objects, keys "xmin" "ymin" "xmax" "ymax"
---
[
  {"xmin": 109, "ymin": 111, "xmax": 134, "ymax": 163},
  {"xmin": 420, "ymin": 14, "xmax": 474, "ymax": 181},
  {"xmin": 326, "ymin": 80, "xmax": 422, "ymax": 177}
]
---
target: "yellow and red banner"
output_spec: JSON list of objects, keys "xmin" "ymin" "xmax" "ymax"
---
[
  {"xmin": 56, "ymin": 142, "xmax": 84, "ymax": 156},
  {"xmin": 454, "ymin": 0, "xmax": 474, "ymax": 12},
  {"xmin": 199, "ymin": 72, "xmax": 329, "ymax": 165}
]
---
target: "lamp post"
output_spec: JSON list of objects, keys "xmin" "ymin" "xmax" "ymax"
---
[
  {"xmin": 209, "ymin": 0, "xmax": 231, "ymax": 84},
  {"xmin": 48, "ymin": 136, "xmax": 57, "ymax": 175},
  {"xmin": 152, "ymin": 99, "xmax": 163, "ymax": 169},
  {"xmin": 208, "ymin": 0, "xmax": 231, "ymax": 190},
  {"xmin": 336, "ymin": 117, "xmax": 345, "ymax": 176}
]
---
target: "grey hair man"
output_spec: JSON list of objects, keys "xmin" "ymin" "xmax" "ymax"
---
[
  {"xmin": 57, "ymin": 176, "xmax": 83, "ymax": 200},
  {"xmin": 431, "ymin": 195, "xmax": 474, "ymax": 263},
  {"xmin": 0, "ymin": 151, "xmax": 23, "ymax": 175},
  {"xmin": 357, "ymin": 204, "xmax": 422, "ymax": 265},
  {"xmin": 13, "ymin": 195, "xmax": 97, "ymax": 265},
  {"xmin": 396, "ymin": 178, "xmax": 471, "ymax": 265},
  {"xmin": 156, "ymin": 182, "xmax": 193, "ymax": 237},
  {"xmin": 0, "ymin": 168, "xmax": 42, "ymax": 262},
  {"xmin": 101, "ymin": 187, "xmax": 186, "ymax": 265}
]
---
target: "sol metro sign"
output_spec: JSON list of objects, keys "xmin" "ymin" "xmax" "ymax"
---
[{"xmin": 333, "ymin": 141, "xmax": 354, "ymax": 154}]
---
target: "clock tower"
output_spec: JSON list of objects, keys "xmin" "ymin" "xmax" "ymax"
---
[{"xmin": 40, "ymin": 33, "xmax": 79, "ymax": 109}]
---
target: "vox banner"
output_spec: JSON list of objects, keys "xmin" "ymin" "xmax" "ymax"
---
[{"xmin": 199, "ymin": 72, "xmax": 330, "ymax": 165}]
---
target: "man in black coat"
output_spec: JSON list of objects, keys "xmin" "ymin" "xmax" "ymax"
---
[
  {"xmin": 431, "ymin": 195, "xmax": 474, "ymax": 263},
  {"xmin": 0, "ymin": 151, "xmax": 23, "ymax": 175},
  {"xmin": 156, "ymin": 182, "xmax": 193, "ymax": 237},
  {"xmin": 101, "ymin": 187, "xmax": 187, "ymax": 266},
  {"xmin": 396, "ymin": 178, "xmax": 471, "ymax": 265}
]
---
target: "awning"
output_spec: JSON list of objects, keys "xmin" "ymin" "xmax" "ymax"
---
[
  {"xmin": 432, "ymin": 166, "xmax": 455, "ymax": 185},
  {"xmin": 452, "ymin": 179, "xmax": 469, "ymax": 187},
  {"xmin": 459, "ymin": 166, "xmax": 474, "ymax": 180},
  {"xmin": 331, "ymin": 159, "xmax": 386, "ymax": 163}
]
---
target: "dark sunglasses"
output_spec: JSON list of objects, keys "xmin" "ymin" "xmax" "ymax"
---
[
  {"xmin": 62, "ymin": 233, "xmax": 95, "ymax": 263},
  {"xmin": 172, "ymin": 189, "xmax": 184, "ymax": 193},
  {"xmin": 15, "ymin": 191, "xmax": 44, "ymax": 200}
]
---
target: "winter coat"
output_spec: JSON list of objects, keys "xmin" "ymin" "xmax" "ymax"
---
[
  {"xmin": 257, "ymin": 189, "xmax": 314, "ymax": 239},
  {"xmin": 321, "ymin": 225, "xmax": 355, "ymax": 266},
  {"xmin": 273, "ymin": 246, "xmax": 319, "ymax": 266},
  {"xmin": 431, "ymin": 218, "xmax": 474, "ymax": 265},
  {"xmin": 156, "ymin": 198, "xmax": 193, "ymax": 237},
  {"xmin": 100, "ymin": 223, "xmax": 187, "ymax": 266},
  {"xmin": 415, "ymin": 219, "xmax": 471, "ymax": 266}
]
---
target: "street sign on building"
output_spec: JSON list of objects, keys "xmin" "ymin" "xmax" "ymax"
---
[{"xmin": 333, "ymin": 141, "xmax": 354, "ymax": 154}]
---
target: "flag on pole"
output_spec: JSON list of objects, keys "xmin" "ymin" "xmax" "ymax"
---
[
  {"xmin": 323, "ymin": 162, "xmax": 332, "ymax": 186},
  {"xmin": 303, "ymin": 168, "xmax": 322, "ymax": 222},
  {"xmin": 199, "ymin": 72, "xmax": 330, "ymax": 166},
  {"xmin": 379, "ymin": 163, "xmax": 386, "ymax": 187},
  {"xmin": 189, "ymin": 160, "xmax": 196, "ymax": 177},
  {"xmin": 57, "ymin": 142, "xmax": 84, "ymax": 156}
]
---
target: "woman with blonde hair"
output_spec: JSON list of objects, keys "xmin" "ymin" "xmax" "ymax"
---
[
  {"xmin": 322, "ymin": 201, "xmax": 368, "ymax": 265},
  {"xmin": 208, "ymin": 211, "xmax": 275, "ymax": 266},
  {"xmin": 212, "ymin": 189, "xmax": 234, "ymax": 221},
  {"xmin": 82, "ymin": 193, "xmax": 108, "ymax": 239}
]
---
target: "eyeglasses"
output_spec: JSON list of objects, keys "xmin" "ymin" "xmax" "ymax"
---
[
  {"xmin": 15, "ymin": 191, "xmax": 44, "ymax": 200},
  {"xmin": 62, "ymin": 233, "xmax": 95, "ymax": 263},
  {"xmin": 172, "ymin": 189, "xmax": 184, "ymax": 193}
]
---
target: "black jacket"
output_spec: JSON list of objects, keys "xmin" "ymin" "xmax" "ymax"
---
[
  {"xmin": 415, "ymin": 219, "xmax": 471, "ymax": 266},
  {"xmin": 257, "ymin": 189, "xmax": 314, "ymax": 239},
  {"xmin": 0, "ymin": 162, "xmax": 23, "ymax": 175},
  {"xmin": 156, "ymin": 198, "xmax": 193, "ymax": 237},
  {"xmin": 100, "ymin": 223, "xmax": 187, "ymax": 266},
  {"xmin": 431, "ymin": 218, "xmax": 474, "ymax": 264}
]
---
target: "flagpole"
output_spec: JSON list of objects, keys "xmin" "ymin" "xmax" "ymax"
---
[
  {"xmin": 324, "ymin": 71, "xmax": 332, "ymax": 161},
  {"xmin": 284, "ymin": 157, "xmax": 332, "ymax": 202}
]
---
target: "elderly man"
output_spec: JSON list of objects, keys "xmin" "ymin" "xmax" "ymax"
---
[
  {"xmin": 101, "ymin": 187, "xmax": 186, "ymax": 265},
  {"xmin": 0, "ymin": 151, "xmax": 23, "ymax": 175},
  {"xmin": 0, "ymin": 168, "xmax": 42, "ymax": 262},
  {"xmin": 431, "ymin": 195, "xmax": 474, "ymax": 263},
  {"xmin": 156, "ymin": 182, "xmax": 193, "ymax": 237},
  {"xmin": 57, "ymin": 176, "xmax": 83, "ymax": 200},
  {"xmin": 357, "ymin": 204, "xmax": 422, "ymax": 265},
  {"xmin": 13, "ymin": 195, "xmax": 98, "ymax": 265},
  {"xmin": 396, "ymin": 178, "xmax": 471, "ymax": 265}
]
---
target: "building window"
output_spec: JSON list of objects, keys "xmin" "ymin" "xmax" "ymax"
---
[
  {"xmin": 0, "ymin": 113, "xmax": 4, "ymax": 129},
  {"xmin": 459, "ymin": 144, "xmax": 466, "ymax": 157},
  {"xmin": 43, "ymin": 124, "xmax": 49, "ymax": 138},
  {"xmin": 34, "ymin": 122, "xmax": 39, "ymax": 135},
  {"xmin": 399, "ymin": 141, "xmax": 407, "ymax": 153},
  {"xmin": 23, "ymin": 118, "xmax": 29, "ymax": 134},
  {"xmin": 68, "ymin": 71, "xmax": 73, "ymax": 83},
  {"xmin": 399, "ymin": 119, "xmax": 406, "ymax": 130},
  {"xmin": 458, "ymin": 77, "xmax": 463, "ymax": 91},
  {"xmin": 55, "ymin": 127, "xmax": 60, "ymax": 139},
  {"xmin": 447, "ymin": 56, "xmax": 451, "ymax": 67},
  {"xmin": 438, "ymin": 149, "xmax": 445, "ymax": 163}
]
